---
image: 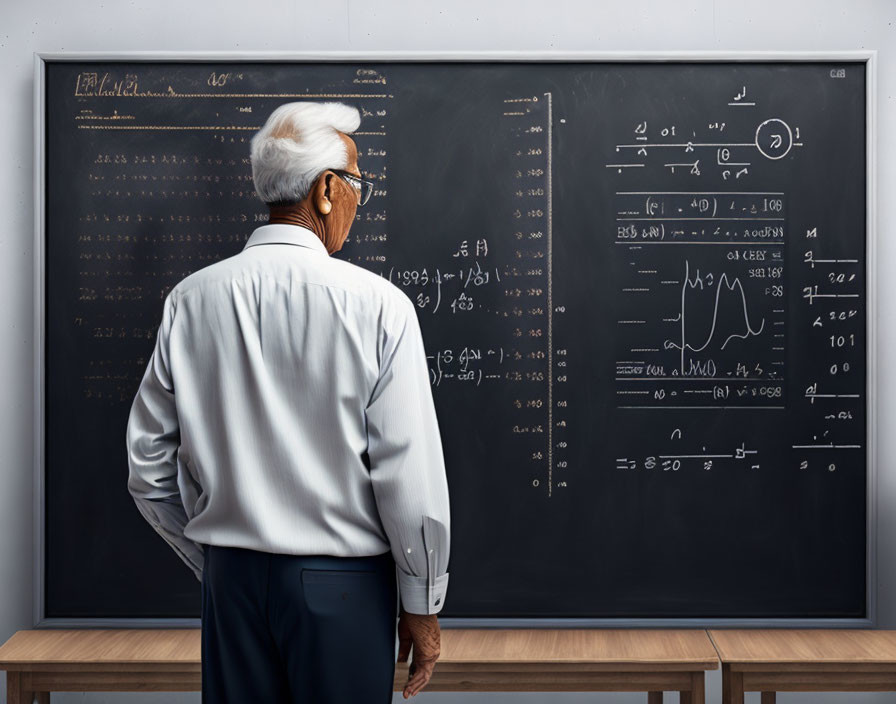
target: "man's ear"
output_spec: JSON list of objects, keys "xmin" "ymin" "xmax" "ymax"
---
[{"xmin": 314, "ymin": 172, "xmax": 334, "ymax": 215}]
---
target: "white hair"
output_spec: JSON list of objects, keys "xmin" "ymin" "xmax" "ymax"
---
[{"xmin": 250, "ymin": 101, "xmax": 361, "ymax": 205}]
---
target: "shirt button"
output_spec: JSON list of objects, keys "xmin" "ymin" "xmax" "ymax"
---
[{"xmin": 406, "ymin": 548, "xmax": 412, "ymax": 553}]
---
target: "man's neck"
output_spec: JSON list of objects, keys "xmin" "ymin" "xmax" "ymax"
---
[{"xmin": 267, "ymin": 203, "xmax": 325, "ymax": 242}]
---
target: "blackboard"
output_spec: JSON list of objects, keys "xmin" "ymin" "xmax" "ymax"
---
[{"xmin": 39, "ymin": 56, "xmax": 871, "ymax": 622}]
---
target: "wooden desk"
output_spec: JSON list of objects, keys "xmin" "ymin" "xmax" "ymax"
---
[
  {"xmin": 0, "ymin": 629, "xmax": 198, "ymax": 703},
  {"xmin": 413, "ymin": 629, "xmax": 717, "ymax": 699},
  {"xmin": 709, "ymin": 629, "xmax": 896, "ymax": 704},
  {"xmin": 0, "ymin": 628, "xmax": 718, "ymax": 702}
]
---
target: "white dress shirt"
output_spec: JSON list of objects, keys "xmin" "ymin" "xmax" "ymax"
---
[{"xmin": 126, "ymin": 223, "xmax": 451, "ymax": 615}]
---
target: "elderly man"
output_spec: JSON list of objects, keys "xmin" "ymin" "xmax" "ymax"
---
[{"xmin": 126, "ymin": 101, "xmax": 451, "ymax": 702}]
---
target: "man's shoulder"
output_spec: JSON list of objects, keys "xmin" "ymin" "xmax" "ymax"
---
[
  {"xmin": 326, "ymin": 256, "xmax": 414, "ymax": 310},
  {"xmin": 168, "ymin": 255, "xmax": 241, "ymax": 299}
]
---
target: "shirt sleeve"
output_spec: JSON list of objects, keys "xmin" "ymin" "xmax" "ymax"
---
[
  {"xmin": 365, "ymin": 296, "xmax": 451, "ymax": 615},
  {"xmin": 126, "ymin": 291, "xmax": 205, "ymax": 582}
]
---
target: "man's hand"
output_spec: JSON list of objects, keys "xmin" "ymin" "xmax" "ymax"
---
[{"xmin": 396, "ymin": 606, "xmax": 441, "ymax": 698}]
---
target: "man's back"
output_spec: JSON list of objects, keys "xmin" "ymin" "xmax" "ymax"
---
[{"xmin": 172, "ymin": 222, "xmax": 407, "ymax": 556}]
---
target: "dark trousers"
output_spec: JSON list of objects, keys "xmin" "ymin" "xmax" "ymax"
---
[{"xmin": 200, "ymin": 544, "xmax": 398, "ymax": 703}]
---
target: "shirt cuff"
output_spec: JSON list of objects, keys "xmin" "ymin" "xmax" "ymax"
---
[{"xmin": 396, "ymin": 565, "xmax": 449, "ymax": 615}]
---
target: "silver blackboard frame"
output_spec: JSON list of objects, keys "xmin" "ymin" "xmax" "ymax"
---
[{"xmin": 33, "ymin": 50, "xmax": 878, "ymax": 628}]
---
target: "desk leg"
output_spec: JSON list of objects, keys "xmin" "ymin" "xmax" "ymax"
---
[
  {"xmin": 679, "ymin": 672, "xmax": 704, "ymax": 704},
  {"xmin": 686, "ymin": 671, "xmax": 704, "ymax": 704},
  {"xmin": 6, "ymin": 672, "xmax": 20, "ymax": 704},
  {"xmin": 761, "ymin": 693, "xmax": 776, "ymax": 704},
  {"xmin": 723, "ymin": 666, "xmax": 744, "ymax": 704},
  {"xmin": 6, "ymin": 672, "xmax": 45, "ymax": 704},
  {"xmin": 648, "ymin": 692, "xmax": 663, "ymax": 704},
  {"xmin": 722, "ymin": 664, "xmax": 729, "ymax": 704}
]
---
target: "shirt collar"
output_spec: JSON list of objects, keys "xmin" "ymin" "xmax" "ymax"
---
[{"xmin": 242, "ymin": 224, "xmax": 329, "ymax": 255}]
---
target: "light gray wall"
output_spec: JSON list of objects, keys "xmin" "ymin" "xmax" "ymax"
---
[{"xmin": 2, "ymin": 1, "xmax": 893, "ymax": 701}]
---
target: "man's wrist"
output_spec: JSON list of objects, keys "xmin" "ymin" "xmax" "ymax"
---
[{"xmin": 396, "ymin": 565, "xmax": 449, "ymax": 615}]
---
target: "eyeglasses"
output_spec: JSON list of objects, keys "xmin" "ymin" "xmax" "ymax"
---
[{"xmin": 331, "ymin": 169, "xmax": 373, "ymax": 206}]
